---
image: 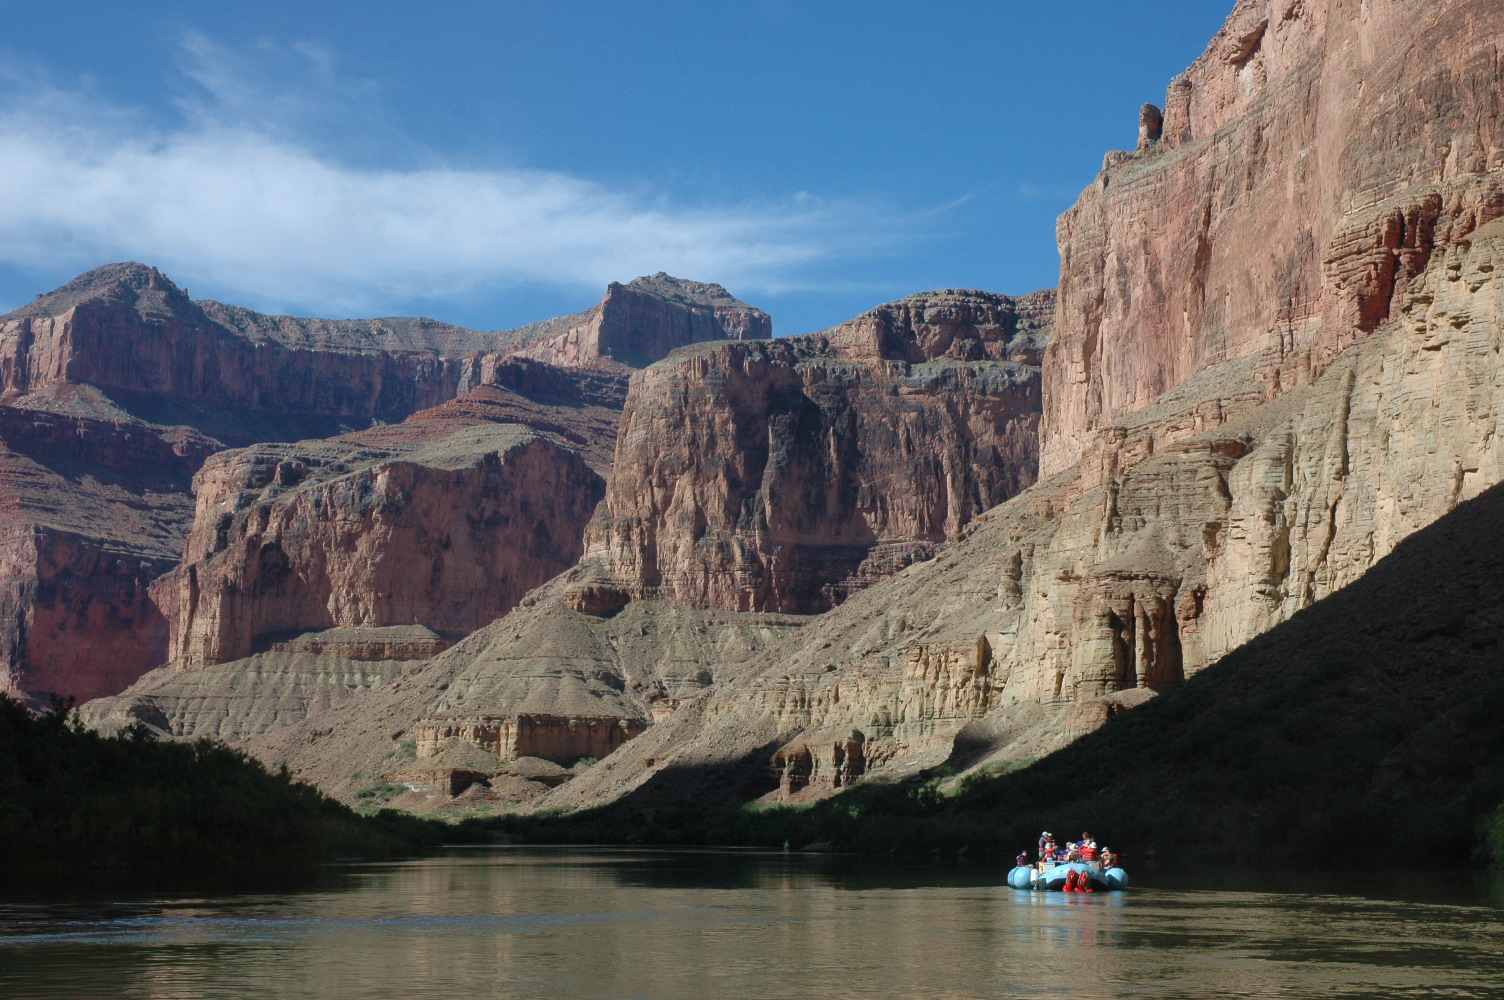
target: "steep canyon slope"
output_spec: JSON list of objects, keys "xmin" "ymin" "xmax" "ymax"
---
[
  {"xmin": 180, "ymin": 287, "xmax": 1058, "ymax": 791},
  {"xmin": 589, "ymin": 289, "xmax": 1054, "ymax": 613},
  {"xmin": 4, "ymin": 265, "xmax": 763, "ymax": 702},
  {"xmin": 541, "ymin": 212, "xmax": 1504, "ymax": 813},
  {"xmin": 239, "ymin": 0, "xmax": 1504, "ymax": 815},
  {"xmin": 1043, "ymin": 0, "xmax": 1504, "ymax": 476}
]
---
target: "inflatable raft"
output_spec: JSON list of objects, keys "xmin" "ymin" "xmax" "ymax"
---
[{"xmin": 1007, "ymin": 861, "xmax": 1128, "ymax": 891}]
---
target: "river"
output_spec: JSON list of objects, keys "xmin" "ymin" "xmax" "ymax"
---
[{"xmin": 3, "ymin": 848, "xmax": 1502, "ymax": 999}]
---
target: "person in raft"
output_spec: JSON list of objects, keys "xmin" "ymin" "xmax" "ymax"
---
[{"xmin": 1036, "ymin": 832, "xmax": 1057, "ymax": 870}]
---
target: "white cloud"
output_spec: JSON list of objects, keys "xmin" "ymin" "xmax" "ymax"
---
[{"xmin": 0, "ymin": 36, "xmax": 896, "ymax": 316}]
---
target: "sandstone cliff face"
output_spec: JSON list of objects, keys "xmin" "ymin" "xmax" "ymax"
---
[
  {"xmin": 225, "ymin": 224, "xmax": 1504, "ymax": 811},
  {"xmin": 541, "ymin": 216, "xmax": 1504, "ymax": 811},
  {"xmin": 0, "ymin": 265, "xmax": 765, "ymax": 428},
  {"xmin": 145, "ymin": 0, "xmax": 1504, "ymax": 818},
  {"xmin": 1, "ymin": 263, "xmax": 754, "ymax": 702},
  {"xmin": 0, "ymin": 264, "xmax": 493, "ymax": 434},
  {"xmin": 163, "ymin": 398, "xmax": 606, "ymax": 669},
  {"xmin": 0, "ymin": 405, "xmax": 220, "ymax": 702},
  {"xmin": 587, "ymin": 289, "xmax": 1053, "ymax": 613},
  {"xmin": 499, "ymin": 273, "xmax": 771, "ymax": 370},
  {"xmin": 1042, "ymin": 0, "xmax": 1504, "ymax": 477}
]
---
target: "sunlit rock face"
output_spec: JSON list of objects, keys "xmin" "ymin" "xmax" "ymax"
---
[
  {"xmin": 588, "ymin": 288, "xmax": 1055, "ymax": 614},
  {"xmin": 0, "ymin": 262, "xmax": 756, "ymax": 702},
  {"xmin": 500, "ymin": 273, "xmax": 771, "ymax": 371},
  {"xmin": 532, "ymin": 0, "xmax": 1504, "ymax": 812},
  {"xmin": 544, "ymin": 221, "xmax": 1504, "ymax": 811},
  {"xmin": 162, "ymin": 417, "xmax": 605, "ymax": 671},
  {"xmin": 70, "ymin": 0, "xmax": 1504, "ymax": 818},
  {"xmin": 1042, "ymin": 0, "xmax": 1504, "ymax": 478}
]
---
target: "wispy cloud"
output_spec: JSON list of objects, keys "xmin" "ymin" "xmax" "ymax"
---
[{"xmin": 0, "ymin": 36, "xmax": 900, "ymax": 315}]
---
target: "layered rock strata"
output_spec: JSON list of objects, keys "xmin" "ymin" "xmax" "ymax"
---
[
  {"xmin": 1, "ymin": 264, "xmax": 491, "ymax": 434},
  {"xmin": 1, "ymin": 265, "xmax": 760, "ymax": 428},
  {"xmin": 232, "ymin": 220, "xmax": 1504, "ymax": 812},
  {"xmin": 0, "ymin": 405, "xmax": 220, "ymax": 702},
  {"xmin": 587, "ymin": 289, "xmax": 1054, "ymax": 613},
  {"xmin": 498, "ymin": 273, "xmax": 771, "ymax": 370},
  {"xmin": 161, "ymin": 399, "xmax": 606, "ymax": 670},
  {"xmin": 539, "ymin": 214, "xmax": 1504, "ymax": 811},
  {"xmin": 1043, "ymin": 0, "xmax": 1504, "ymax": 477},
  {"xmin": 235, "ymin": 588, "xmax": 807, "ymax": 793},
  {"xmin": 161, "ymin": 0, "xmax": 1504, "ymax": 817},
  {"xmin": 3, "ymin": 264, "xmax": 753, "ymax": 701},
  {"xmin": 412, "ymin": 714, "xmax": 645, "ymax": 763}
]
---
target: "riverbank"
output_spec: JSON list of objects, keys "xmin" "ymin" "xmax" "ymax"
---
[
  {"xmin": 0, "ymin": 695, "xmax": 442, "ymax": 874},
  {"xmin": 459, "ymin": 483, "xmax": 1504, "ymax": 870}
]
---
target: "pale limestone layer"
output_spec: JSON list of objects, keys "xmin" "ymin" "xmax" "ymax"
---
[
  {"xmin": 241, "ymin": 590, "xmax": 807, "ymax": 797},
  {"xmin": 79, "ymin": 650, "xmax": 411, "ymax": 743}
]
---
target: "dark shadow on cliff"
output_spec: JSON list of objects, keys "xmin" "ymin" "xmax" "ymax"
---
[{"xmin": 489, "ymin": 480, "xmax": 1504, "ymax": 866}]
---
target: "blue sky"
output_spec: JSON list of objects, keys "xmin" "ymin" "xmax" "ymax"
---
[{"xmin": 0, "ymin": 1, "xmax": 1232, "ymax": 336}]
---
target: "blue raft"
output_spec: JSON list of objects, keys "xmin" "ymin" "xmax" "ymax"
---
[{"xmin": 1007, "ymin": 861, "xmax": 1128, "ymax": 891}]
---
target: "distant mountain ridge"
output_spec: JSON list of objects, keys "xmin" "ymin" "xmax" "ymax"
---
[{"xmin": 0, "ymin": 262, "xmax": 768, "ymax": 704}]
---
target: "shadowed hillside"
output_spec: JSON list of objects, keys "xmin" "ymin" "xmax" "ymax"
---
[
  {"xmin": 502, "ymin": 479, "xmax": 1504, "ymax": 865},
  {"xmin": 0, "ymin": 696, "xmax": 439, "ymax": 871}
]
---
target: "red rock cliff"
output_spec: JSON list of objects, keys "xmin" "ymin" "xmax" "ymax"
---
[
  {"xmin": 0, "ymin": 406, "xmax": 219, "ymax": 702},
  {"xmin": 1042, "ymin": 0, "xmax": 1504, "ymax": 476},
  {"xmin": 587, "ymin": 289, "xmax": 1053, "ymax": 613},
  {"xmin": 499, "ymin": 273, "xmax": 772, "ymax": 370},
  {"xmin": 0, "ymin": 263, "xmax": 753, "ymax": 702},
  {"xmin": 0, "ymin": 264, "xmax": 491, "ymax": 432},
  {"xmin": 163, "ymin": 393, "xmax": 607, "ymax": 668}
]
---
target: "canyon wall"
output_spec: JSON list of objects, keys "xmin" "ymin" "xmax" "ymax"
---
[
  {"xmin": 587, "ymin": 289, "xmax": 1054, "ymax": 613},
  {"xmin": 0, "ymin": 264, "xmax": 489, "ymax": 431},
  {"xmin": 160, "ymin": 0, "xmax": 1504, "ymax": 814},
  {"xmin": 540, "ymin": 219, "xmax": 1504, "ymax": 810},
  {"xmin": 1, "ymin": 264, "xmax": 757, "ymax": 433},
  {"xmin": 1, "ymin": 264, "xmax": 755, "ymax": 701},
  {"xmin": 501, "ymin": 273, "xmax": 771, "ymax": 370},
  {"xmin": 163, "ymin": 414, "xmax": 605, "ymax": 670},
  {"xmin": 0, "ymin": 405, "xmax": 220, "ymax": 702},
  {"xmin": 1042, "ymin": 0, "xmax": 1504, "ymax": 476}
]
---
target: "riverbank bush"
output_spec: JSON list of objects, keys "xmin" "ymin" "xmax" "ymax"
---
[
  {"xmin": 1483, "ymin": 803, "xmax": 1504, "ymax": 868},
  {"xmin": 0, "ymin": 695, "xmax": 441, "ymax": 871}
]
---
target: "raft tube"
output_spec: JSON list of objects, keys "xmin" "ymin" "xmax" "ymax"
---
[{"xmin": 1007, "ymin": 862, "xmax": 1128, "ymax": 891}]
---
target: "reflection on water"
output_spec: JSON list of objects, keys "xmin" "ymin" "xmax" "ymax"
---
[{"xmin": 2, "ymin": 848, "xmax": 1501, "ymax": 999}]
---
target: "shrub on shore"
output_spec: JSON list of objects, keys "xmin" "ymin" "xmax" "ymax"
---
[{"xmin": 0, "ymin": 695, "xmax": 440, "ymax": 870}]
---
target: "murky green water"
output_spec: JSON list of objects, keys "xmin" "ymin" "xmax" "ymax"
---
[{"xmin": 3, "ymin": 848, "xmax": 1502, "ymax": 999}]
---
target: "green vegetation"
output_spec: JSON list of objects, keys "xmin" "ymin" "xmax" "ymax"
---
[
  {"xmin": 0, "ymin": 695, "xmax": 442, "ymax": 870},
  {"xmin": 1482, "ymin": 803, "xmax": 1504, "ymax": 868},
  {"xmin": 353, "ymin": 779, "xmax": 408, "ymax": 812}
]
